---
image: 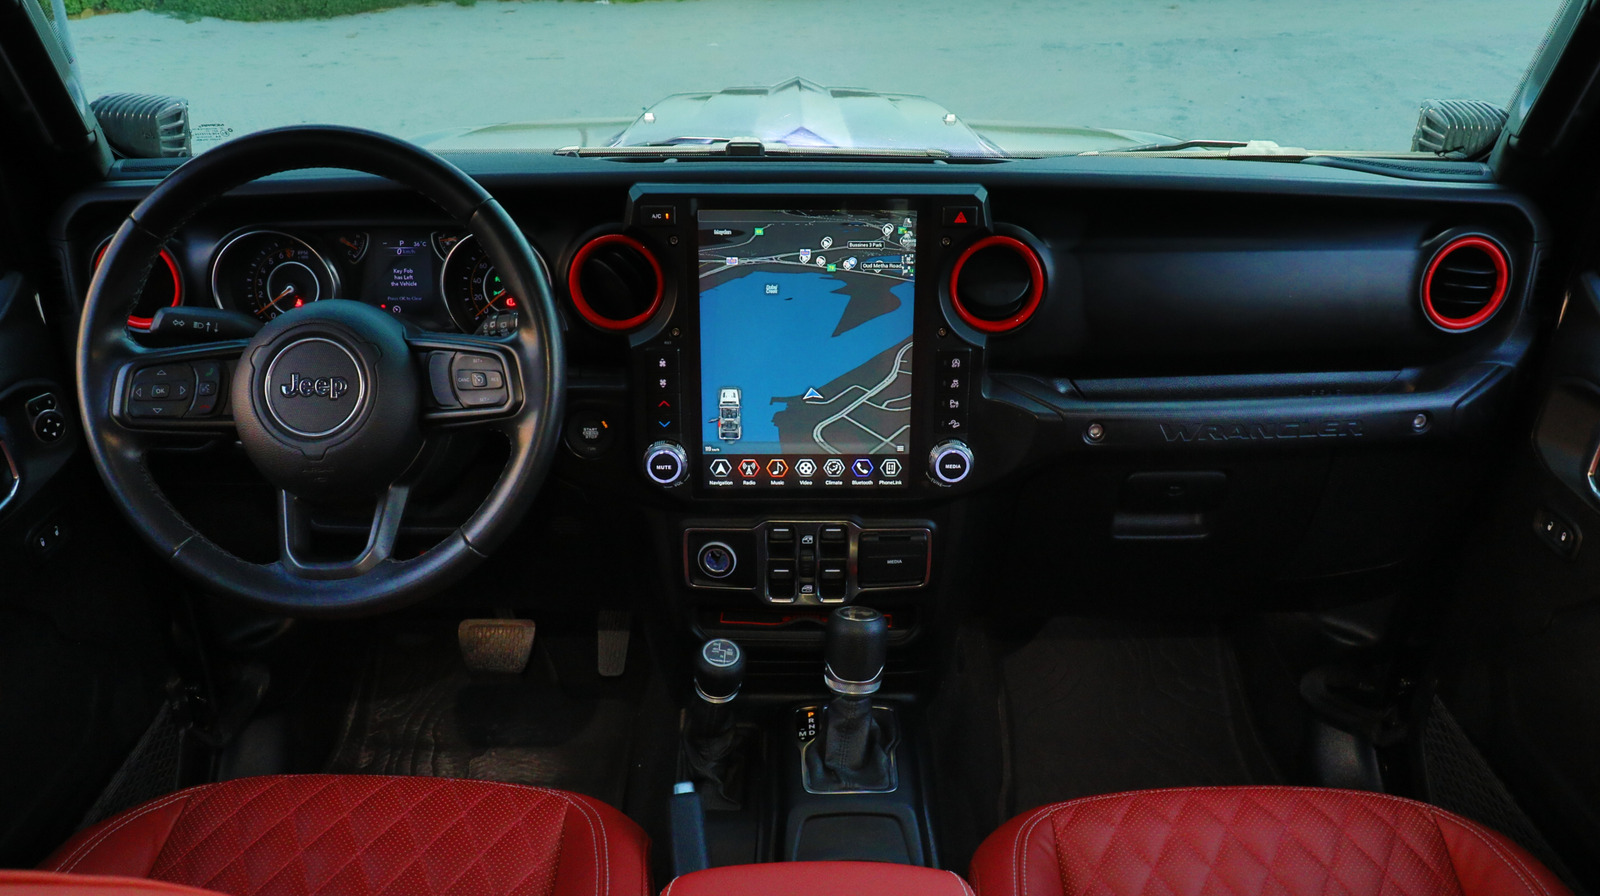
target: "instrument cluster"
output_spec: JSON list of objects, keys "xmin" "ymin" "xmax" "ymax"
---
[{"xmin": 194, "ymin": 228, "xmax": 520, "ymax": 335}]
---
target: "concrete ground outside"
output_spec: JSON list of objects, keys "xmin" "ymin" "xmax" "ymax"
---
[{"xmin": 66, "ymin": 0, "xmax": 1563, "ymax": 153}]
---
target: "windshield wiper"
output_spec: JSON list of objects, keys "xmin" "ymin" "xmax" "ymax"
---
[
  {"xmin": 555, "ymin": 137, "xmax": 961, "ymax": 161},
  {"xmin": 1082, "ymin": 138, "xmax": 1253, "ymax": 154},
  {"xmin": 1081, "ymin": 139, "xmax": 1323, "ymax": 159}
]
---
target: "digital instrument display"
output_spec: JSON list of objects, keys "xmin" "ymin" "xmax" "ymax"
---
[
  {"xmin": 367, "ymin": 235, "xmax": 434, "ymax": 320},
  {"xmin": 697, "ymin": 208, "xmax": 916, "ymax": 489}
]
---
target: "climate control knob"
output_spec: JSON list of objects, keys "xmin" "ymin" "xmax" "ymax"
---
[
  {"xmin": 643, "ymin": 440, "xmax": 689, "ymax": 487},
  {"xmin": 929, "ymin": 440, "xmax": 973, "ymax": 486}
]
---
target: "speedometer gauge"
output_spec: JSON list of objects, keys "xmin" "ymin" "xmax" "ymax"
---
[
  {"xmin": 210, "ymin": 230, "xmax": 337, "ymax": 322},
  {"xmin": 440, "ymin": 234, "xmax": 522, "ymax": 335}
]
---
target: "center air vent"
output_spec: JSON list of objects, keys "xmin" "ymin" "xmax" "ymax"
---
[
  {"xmin": 567, "ymin": 234, "xmax": 664, "ymax": 332},
  {"xmin": 1421, "ymin": 235, "xmax": 1509, "ymax": 332},
  {"xmin": 948, "ymin": 235, "xmax": 1044, "ymax": 334}
]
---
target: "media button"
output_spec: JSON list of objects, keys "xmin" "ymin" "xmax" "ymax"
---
[
  {"xmin": 738, "ymin": 458, "xmax": 760, "ymax": 478},
  {"xmin": 767, "ymin": 458, "xmax": 789, "ymax": 478},
  {"xmin": 795, "ymin": 458, "xmax": 817, "ymax": 477}
]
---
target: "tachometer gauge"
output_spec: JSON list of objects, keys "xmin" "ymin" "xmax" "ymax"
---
[
  {"xmin": 210, "ymin": 230, "xmax": 337, "ymax": 322},
  {"xmin": 441, "ymin": 234, "xmax": 523, "ymax": 335}
]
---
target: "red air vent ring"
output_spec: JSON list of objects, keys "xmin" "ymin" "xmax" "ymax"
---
[
  {"xmin": 948, "ymin": 235, "xmax": 1045, "ymax": 334},
  {"xmin": 95, "ymin": 242, "xmax": 183, "ymax": 331},
  {"xmin": 1421, "ymin": 235, "xmax": 1509, "ymax": 332},
  {"xmin": 568, "ymin": 233, "xmax": 664, "ymax": 332}
]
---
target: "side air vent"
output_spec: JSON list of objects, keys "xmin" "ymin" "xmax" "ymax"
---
[
  {"xmin": 1421, "ymin": 235, "xmax": 1509, "ymax": 332},
  {"xmin": 93, "ymin": 239, "xmax": 183, "ymax": 331},
  {"xmin": 567, "ymin": 234, "xmax": 664, "ymax": 332},
  {"xmin": 948, "ymin": 235, "xmax": 1045, "ymax": 334}
]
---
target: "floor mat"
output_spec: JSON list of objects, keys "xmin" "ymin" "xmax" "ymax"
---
[
  {"xmin": 999, "ymin": 617, "xmax": 1281, "ymax": 815},
  {"xmin": 325, "ymin": 626, "xmax": 643, "ymax": 809}
]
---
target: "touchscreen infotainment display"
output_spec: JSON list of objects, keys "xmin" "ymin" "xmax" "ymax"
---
[{"xmin": 698, "ymin": 208, "xmax": 916, "ymax": 489}]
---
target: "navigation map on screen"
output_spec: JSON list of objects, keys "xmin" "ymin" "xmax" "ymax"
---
[{"xmin": 698, "ymin": 208, "xmax": 915, "ymax": 488}]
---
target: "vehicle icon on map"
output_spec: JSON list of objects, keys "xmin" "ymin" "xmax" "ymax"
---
[{"xmin": 718, "ymin": 387, "xmax": 742, "ymax": 442}]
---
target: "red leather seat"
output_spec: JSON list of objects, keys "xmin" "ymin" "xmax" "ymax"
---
[
  {"xmin": 969, "ymin": 786, "xmax": 1571, "ymax": 896},
  {"xmin": 38, "ymin": 775, "xmax": 651, "ymax": 896}
]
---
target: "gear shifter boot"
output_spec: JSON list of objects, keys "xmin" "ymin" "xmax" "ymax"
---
[
  {"xmin": 805, "ymin": 699, "xmax": 897, "ymax": 792},
  {"xmin": 824, "ymin": 695, "xmax": 876, "ymax": 771}
]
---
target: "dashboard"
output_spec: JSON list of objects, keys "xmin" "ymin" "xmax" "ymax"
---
[{"xmin": 46, "ymin": 154, "xmax": 1550, "ymax": 615}]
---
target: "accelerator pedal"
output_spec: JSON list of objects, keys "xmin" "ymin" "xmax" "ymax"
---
[
  {"xmin": 598, "ymin": 610, "xmax": 632, "ymax": 678},
  {"xmin": 457, "ymin": 618, "xmax": 536, "ymax": 674}
]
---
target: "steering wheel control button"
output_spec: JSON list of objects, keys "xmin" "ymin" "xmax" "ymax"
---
[
  {"xmin": 697, "ymin": 541, "xmax": 738, "ymax": 579},
  {"xmin": 644, "ymin": 440, "xmax": 689, "ymax": 487},
  {"xmin": 128, "ymin": 363, "xmax": 195, "ymax": 418},
  {"xmin": 263, "ymin": 337, "xmax": 365, "ymax": 437},
  {"xmin": 930, "ymin": 439, "xmax": 973, "ymax": 485},
  {"xmin": 450, "ymin": 353, "xmax": 511, "ymax": 408}
]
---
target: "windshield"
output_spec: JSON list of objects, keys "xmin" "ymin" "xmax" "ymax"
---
[{"xmin": 59, "ymin": 0, "xmax": 1567, "ymax": 157}]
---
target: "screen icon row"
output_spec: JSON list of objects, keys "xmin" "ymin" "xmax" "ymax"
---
[{"xmin": 706, "ymin": 457, "xmax": 903, "ymax": 480}]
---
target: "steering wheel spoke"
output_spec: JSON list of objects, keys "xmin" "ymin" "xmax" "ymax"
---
[
  {"xmin": 409, "ymin": 332, "xmax": 530, "ymax": 429},
  {"xmin": 112, "ymin": 341, "xmax": 245, "ymax": 439},
  {"xmin": 276, "ymin": 484, "xmax": 410, "ymax": 580}
]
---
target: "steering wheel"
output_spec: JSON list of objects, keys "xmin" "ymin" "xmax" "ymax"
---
[{"xmin": 76, "ymin": 126, "xmax": 565, "ymax": 615}]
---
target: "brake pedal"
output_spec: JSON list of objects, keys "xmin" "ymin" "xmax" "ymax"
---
[
  {"xmin": 457, "ymin": 618, "xmax": 536, "ymax": 674},
  {"xmin": 598, "ymin": 610, "xmax": 631, "ymax": 678}
]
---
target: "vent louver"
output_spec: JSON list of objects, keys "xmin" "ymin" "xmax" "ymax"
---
[{"xmin": 1421, "ymin": 236, "xmax": 1508, "ymax": 332}]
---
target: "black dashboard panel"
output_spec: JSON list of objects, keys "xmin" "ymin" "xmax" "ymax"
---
[{"xmin": 47, "ymin": 154, "xmax": 1551, "ymax": 609}]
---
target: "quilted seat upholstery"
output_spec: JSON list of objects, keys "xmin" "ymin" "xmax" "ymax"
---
[
  {"xmin": 969, "ymin": 786, "xmax": 1571, "ymax": 896},
  {"xmin": 40, "ymin": 775, "xmax": 651, "ymax": 896}
]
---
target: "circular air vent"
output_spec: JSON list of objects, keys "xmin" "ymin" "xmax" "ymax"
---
[
  {"xmin": 949, "ymin": 235, "xmax": 1044, "ymax": 334},
  {"xmin": 568, "ymin": 234, "xmax": 664, "ymax": 332},
  {"xmin": 1421, "ymin": 235, "xmax": 1509, "ymax": 332},
  {"xmin": 94, "ymin": 241, "xmax": 183, "ymax": 330}
]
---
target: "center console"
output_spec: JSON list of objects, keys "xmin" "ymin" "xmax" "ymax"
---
[{"xmin": 584, "ymin": 188, "xmax": 1039, "ymax": 873}]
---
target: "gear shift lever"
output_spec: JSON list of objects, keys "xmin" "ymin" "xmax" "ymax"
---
[
  {"xmin": 825, "ymin": 606, "xmax": 888, "ymax": 698},
  {"xmin": 690, "ymin": 638, "xmax": 744, "ymax": 741},
  {"xmin": 685, "ymin": 638, "xmax": 746, "ymax": 803},
  {"xmin": 812, "ymin": 606, "xmax": 894, "ymax": 788}
]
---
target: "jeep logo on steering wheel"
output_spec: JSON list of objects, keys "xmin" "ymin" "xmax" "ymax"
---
[{"xmin": 279, "ymin": 372, "xmax": 350, "ymax": 401}]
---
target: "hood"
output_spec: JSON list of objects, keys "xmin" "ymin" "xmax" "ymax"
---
[{"xmin": 414, "ymin": 77, "xmax": 1176, "ymax": 156}]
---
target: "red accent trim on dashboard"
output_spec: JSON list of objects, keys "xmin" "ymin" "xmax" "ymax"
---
[
  {"xmin": 948, "ymin": 235, "xmax": 1044, "ymax": 334},
  {"xmin": 1421, "ymin": 235, "xmax": 1508, "ymax": 332},
  {"xmin": 95, "ymin": 243, "xmax": 183, "ymax": 331},
  {"xmin": 567, "ymin": 233, "xmax": 664, "ymax": 332}
]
